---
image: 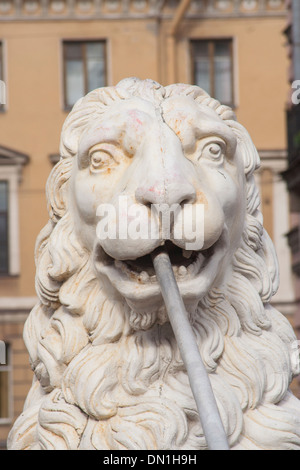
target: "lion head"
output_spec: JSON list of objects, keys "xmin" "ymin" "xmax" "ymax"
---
[{"xmin": 8, "ymin": 78, "xmax": 300, "ymax": 450}]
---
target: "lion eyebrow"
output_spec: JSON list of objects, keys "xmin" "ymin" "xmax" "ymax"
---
[
  {"xmin": 194, "ymin": 123, "xmax": 237, "ymax": 157},
  {"xmin": 77, "ymin": 126, "xmax": 124, "ymax": 167}
]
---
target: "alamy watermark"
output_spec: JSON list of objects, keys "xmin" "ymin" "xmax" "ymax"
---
[
  {"xmin": 0, "ymin": 80, "xmax": 6, "ymax": 105},
  {"xmin": 96, "ymin": 196, "xmax": 205, "ymax": 250},
  {"xmin": 292, "ymin": 80, "xmax": 300, "ymax": 105}
]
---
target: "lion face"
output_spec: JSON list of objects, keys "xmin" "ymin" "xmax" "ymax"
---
[{"xmin": 71, "ymin": 93, "xmax": 246, "ymax": 312}]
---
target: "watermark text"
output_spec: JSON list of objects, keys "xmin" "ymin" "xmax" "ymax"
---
[{"xmin": 96, "ymin": 197, "xmax": 205, "ymax": 250}]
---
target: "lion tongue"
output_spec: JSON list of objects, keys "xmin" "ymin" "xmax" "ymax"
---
[
  {"xmin": 182, "ymin": 249, "xmax": 193, "ymax": 259},
  {"xmin": 127, "ymin": 242, "xmax": 195, "ymax": 273}
]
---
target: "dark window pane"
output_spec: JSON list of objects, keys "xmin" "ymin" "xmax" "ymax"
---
[
  {"xmin": 64, "ymin": 43, "xmax": 84, "ymax": 107},
  {"xmin": 0, "ymin": 370, "xmax": 9, "ymax": 418},
  {"xmin": 65, "ymin": 59, "xmax": 85, "ymax": 107},
  {"xmin": 194, "ymin": 59, "xmax": 211, "ymax": 95},
  {"xmin": 0, "ymin": 344, "xmax": 10, "ymax": 419},
  {"xmin": 64, "ymin": 41, "xmax": 106, "ymax": 108},
  {"xmin": 65, "ymin": 42, "xmax": 83, "ymax": 60},
  {"xmin": 193, "ymin": 41, "xmax": 211, "ymax": 94},
  {"xmin": 0, "ymin": 181, "xmax": 8, "ymax": 211},
  {"xmin": 0, "ymin": 215, "xmax": 8, "ymax": 274},
  {"xmin": 86, "ymin": 42, "xmax": 106, "ymax": 92},
  {"xmin": 0, "ymin": 182, "xmax": 8, "ymax": 274},
  {"xmin": 0, "ymin": 42, "xmax": 4, "ymax": 110},
  {"xmin": 86, "ymin": 42, "xmax": 105, "ymax": 60},
  {"xmin": 192, "ymin": 39, "xmax": 233, "ymax": 106},
  {"xmin": 214, "ymin": 41, "xmax": 232, "ymax": 105},
  {"xmin": 0, "ymin": 42, "xmax": 2, "ymax": 81},
  {"xmin": 0, "ymin": 214, "xmax": 8, "ymax": 242}
]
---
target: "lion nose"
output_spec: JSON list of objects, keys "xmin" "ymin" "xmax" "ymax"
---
[
  {"xmin": 134, "ymin": 123, "xmax": 197, "ymax": 207},
  {"xmin": 135, "ymin": 176, "xmax": 196, "ymax": 207}
]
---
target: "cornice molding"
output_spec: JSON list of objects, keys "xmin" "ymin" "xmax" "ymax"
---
[
  {"xmin": 0, "ymin": 144, "xmax": 30, "ymax": 167},
  {"xmin": 49, "ymin": 153, "xmax": 60, "ymax": 165},
  {"xmin": 0, "ymin": 0, "xmax": 287, "ymax": 22}
]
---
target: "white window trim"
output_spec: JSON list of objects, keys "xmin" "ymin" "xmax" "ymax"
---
[{"xmin": 0, "ymin": 146, "xmax": 29, "ymax": 276}]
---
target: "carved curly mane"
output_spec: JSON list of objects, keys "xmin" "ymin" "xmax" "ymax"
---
[{"xmin": 8, "ymin": 78, "xmax": 300, "ymax": 450}]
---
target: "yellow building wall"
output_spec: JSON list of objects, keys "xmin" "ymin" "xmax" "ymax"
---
[
  {"xmin": 0, "ymin": 15, "xmax": 289, "ymax": 297},
  {"xmin": 0, "ymin": 19, "xmax": 160, "ymax": 297},
  {"xmin": 0, "ymin": 4, "xmax": 297, "ymax": 449},
  {"xmin": 173, "ymin": 17, "xmax": 289, "ymax": 149},
  {"xmin": 0, "ymin": 320, "xmax": 33, "ymax": 447}
]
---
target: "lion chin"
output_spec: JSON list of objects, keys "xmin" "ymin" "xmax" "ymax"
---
[{"xmin": 8, "ymin": 78, "xmax": 300, "ymax": 451}]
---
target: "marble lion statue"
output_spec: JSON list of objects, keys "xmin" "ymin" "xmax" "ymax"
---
[{"xmin": 8, "ymin": 78, "xmax": 300, "ymax": 450}]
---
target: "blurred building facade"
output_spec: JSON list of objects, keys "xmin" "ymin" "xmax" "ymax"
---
[
  {"xmin": 0, "ymin": 0, "xmax": 295, "ymax": 449},
  {"xmin": 283, "ymin": 0, "xmax": 300, "ymax": 341}
]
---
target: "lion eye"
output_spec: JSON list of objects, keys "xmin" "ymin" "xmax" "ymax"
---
[
  {"xmin": 90, "ymin": 150, "xmax": 115, "ymax": 172},
  {"xmin": 202, "ymin": 142, "xmax": 224, "ymax": 162}
]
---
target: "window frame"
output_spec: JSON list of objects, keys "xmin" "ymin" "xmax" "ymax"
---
[
  {"xmin": 0, "ymin": 343, "xmax": 13, "ymax": 425},
  {"xmin": 62, "ymin": 39, "xmax": 107, "ymax": 111},
  {"xmin": 0, "ymin": 147, "xmax": 29, "ymax": 277},
  {"xmin": 190, "ymin": 38, "xmax": 235, "ymax": 108},
  {"xmin": 0, "ymin": 168, "xmax": 19, "ymax": 277}
]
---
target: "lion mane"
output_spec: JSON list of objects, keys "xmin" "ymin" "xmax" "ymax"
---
[{"xmin": 8, "ymin": 78, "xmax": 300, "ymax": 450}]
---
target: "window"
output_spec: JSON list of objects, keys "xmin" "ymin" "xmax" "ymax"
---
[
  {"xmin": 0, "ymin": 342, "xmax": 12, "ymax": 423},
  {"xmin": 191, "ymin": 39, "xmax": 234, "ymax": 106},
  {"xmin": 0, "ymin": 42, "xmax": 5, "ymax": 111},
  {"xmin": 0, "ymin": 146, "xmax": 29, "ymax": 276},
  {"xmin": 63, "ymin": 41, "xmax": 107, "ymax": 109},
  {"xmin": 0, "ymin": 181, "xmax": 8, "ymax": 274}
]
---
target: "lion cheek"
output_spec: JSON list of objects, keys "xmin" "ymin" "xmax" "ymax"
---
[{"xmin": 199, "ymin": 197, "xmax": 225, "ymax": 251}]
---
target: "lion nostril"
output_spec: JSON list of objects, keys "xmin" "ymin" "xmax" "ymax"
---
[
  {"xmin": 143, "ymin": 201, "xmax": 152, "ymax": 210},
  {"xmin": 175, "ymin": 187, "xmax": 197, "ymax": 207},
  {"xmin": 135, "ymin": 178, "xmax": 197, "ymax": 207},
  {"xmin": 135, "ymin": 186, "xmax": 166, "ymax": 206},
  {"xmin": 180, "ymin": 198, "xmax": 192, "ymax": 207},
  {"xmin": 179, "ymin": 190, "xmax": 198, "ymax": 206}
]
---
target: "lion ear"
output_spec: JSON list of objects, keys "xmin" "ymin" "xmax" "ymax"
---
[{"xmin": 46, "ymin": 157, "xmax": 73, "ymax": 223}]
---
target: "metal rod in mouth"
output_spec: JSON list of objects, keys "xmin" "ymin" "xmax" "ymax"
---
[{"xmin": 151, "ymin": 248, "xmax": 229, "ymax": 451}]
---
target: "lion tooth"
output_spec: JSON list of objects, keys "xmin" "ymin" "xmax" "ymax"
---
[
  {"xmin": 194, "ymin": 253, "xmax": 205, "ymax": 273},
  {"xmin": 139, "ymin": 271, "xmax": 149, "ymax": 283},
  {"xmin": 182, "ymin": 249, "xmax": 193, "ymax": 259},
  {"xmin": 178, "ymin": 265, "xmax": 187, "ymax": 277},
  {"xmin": 187, "ymin": 264, "xmax": 195, "ymax": 275},
  {"xmin": 198, "ymin": 253, "xmax": 205, "ymax": 265},
  {"xmin": 115, "ymin": 260, "xmax": 128, "ymax": 274}
]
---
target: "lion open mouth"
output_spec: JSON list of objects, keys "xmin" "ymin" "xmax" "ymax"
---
[
  {"xmin": 95, "ymin": 230, "xmax": 228, "ymax": 306},
  {"xmin": 107, "ymin": 241, "xmax": 213, "ymax": 284}
]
